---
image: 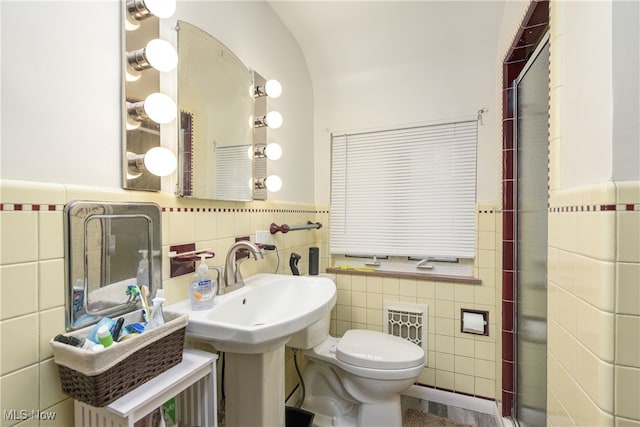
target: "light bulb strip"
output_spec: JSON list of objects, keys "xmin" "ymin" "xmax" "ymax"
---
[
  {"xmin": 126, "ymin": 0, "xmax": 153, "ymax": 20},
  {"xmin": 126, "ymin": 49, "xmax": 152, "ymax": 71},
  {"xmin": 127, "ymin": 101, "xmax": 149, "ymax": 122}
]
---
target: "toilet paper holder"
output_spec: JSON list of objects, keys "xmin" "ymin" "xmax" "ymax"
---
[{"xmin": 460, "ymin": 309, "xmax": 489, "ymax": 336}]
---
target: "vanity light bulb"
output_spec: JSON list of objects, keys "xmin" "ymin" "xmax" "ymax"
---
[
  {"xmin": 264, "ymin": 143, "xmax": 283, "ymax": 160},
  {"xmin": 143, "ymin": 0, "xmax": 176, "ymax": 18},
  {"xmin": 264, "ymin": 175, "xmax": 283, "ymax": 192},
  {"xmin": 145, "ymin": 39, "xmax": 178, "ymax": 72},
  {"xmin": 144, "ymin": 147, "xmax": 177, "ymax": 177},
  {"xmin": 265, "ymin": 80, "xmax": 282, "ymax": 98},
  {"xmin": 144, "ymin": 93, "xmax": 176, "ymax": 124},
  {"xmin": 265, "ymin": 111, "xmax": 283, "ymax": 129}
]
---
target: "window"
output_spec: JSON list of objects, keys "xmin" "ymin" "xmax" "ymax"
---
[{"xmin": 330, "ymin": 119, "xmax": 477, "ymax": 260}]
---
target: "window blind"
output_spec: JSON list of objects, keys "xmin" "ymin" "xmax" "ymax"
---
[{"xmin": 330, "ymin": 120, "xmax": 477, "ymax": 259}]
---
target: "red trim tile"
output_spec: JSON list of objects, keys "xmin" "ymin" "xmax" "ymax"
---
[
  {"xmin": 502, "ymin": 360, "xmax": 514, "ymax": 392},
  {"xmin": 503, "ymin": 88, "xmax": 514, "ymax": 119},
  {"xmin": 503, "ymin": 180, "xmax": 514, "ymax": 211},
  {"xmin": 502, "ymin": 210, "xmax": 514, "ymax": 241},
  {"xmin": 502, "ymin": 390, "xmax": 514, "ymax": 417},
  {"xmin": 502, "ymin": 240, "xmax": 514, "ymax": 271},
  {"xmin": 502, "ymin": 271, "xmax": 514, "ymax": 300},
  {"xmin": 503, "ymin": 61, "xmax": 526, "ymax": 89},
  {"xmin": 502, "ymin": 301, "xmax": 514, "ymax": 332},
  {"xmin": 502, "ymin": 330, "xmax": 514, "ymax": 362},
  {"xmin": 503, "ymin": 150, "xmax": 514, "ymax": 180}
]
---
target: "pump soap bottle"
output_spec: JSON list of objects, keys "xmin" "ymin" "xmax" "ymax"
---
[{"xmin": 189, "ymin": 255, "xmax": 217, "ymax": 310}]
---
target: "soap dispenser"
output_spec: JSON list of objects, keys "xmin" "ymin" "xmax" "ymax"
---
[
  {"xmin": 136, "ymin": 250, "xmax": 150, "ymax": 288},
  {"xmin": 189, "ymin": 255, "xmax": 217, "ymax": 310}
]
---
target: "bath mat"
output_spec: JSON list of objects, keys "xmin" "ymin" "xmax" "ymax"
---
[{"xmin": 404, "ymin": 408, "xmax": 472, "ymax": 427}]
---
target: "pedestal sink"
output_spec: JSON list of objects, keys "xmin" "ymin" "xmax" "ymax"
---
[{"xmin": 164, "ymin": 273, "xmax": 337, "ymax": 427}]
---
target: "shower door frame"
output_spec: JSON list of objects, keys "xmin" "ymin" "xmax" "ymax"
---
[
  {"xmin": 512, "ymin": 33, "xmax": 550, "ymax": 427},
  {"xmin": 500, "ymin": 0, "xmax": 550, "ymax": 419}
]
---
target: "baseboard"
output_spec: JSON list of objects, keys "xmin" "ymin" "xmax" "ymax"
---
[{"xmin": 402, "ymin": 384, "xmax": 497, "ymax": 415}]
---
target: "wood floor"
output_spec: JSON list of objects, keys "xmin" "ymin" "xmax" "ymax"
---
[{"xmin": 401, "ymin": 395, "xmax": 499, "ymax": 427}]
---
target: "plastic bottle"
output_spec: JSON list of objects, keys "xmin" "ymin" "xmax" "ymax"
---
[
  {"xmin": 136, "ymin": 250, "xmax": 150, "ymax": 288},
  {"xmin": 54, "ymin": 334, "xmax": 99, "ymax": 351},
  {"xmin": 148, "ymin": 289, "xmax": 166, "ymax": 329},
  {"xmin": 97, "ymin": 325, "xmax": 114, "ymax": 348},
  {"xmin": 188, "ymin": 255, "xmax": 217, "ymax": 310}
]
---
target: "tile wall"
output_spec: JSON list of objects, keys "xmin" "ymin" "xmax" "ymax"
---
[
  {"xmin": 0, "ymin": 178, "xmax": 505, "ymax": 426},
  {"xmin": 0, "ymin": 178, "xmax": 328, "ymax": 426},
  {"xmin": 327, "ymin": 204, "xmax": 502, "ymax": 401},
  {"xmin": 546, "ymin": 183, "xmax": 640, "ymax": 427}
]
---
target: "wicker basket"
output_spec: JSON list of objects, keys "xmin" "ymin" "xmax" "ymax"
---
[{"xmin": 51, "ymin": 310, "xmax": 187, "ymax": 407}]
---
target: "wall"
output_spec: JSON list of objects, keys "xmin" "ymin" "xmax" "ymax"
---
[
  {"xmin": 612, "ymin": 0, "xmax": 640, "ymax": 182},
  {"xmin": 308, "ymin": 1, "xmax": 506, "ymax": 206},
  {"xmin": 547, "ymin": 1, "xmax": 640, "ymax": 426},
  {"xmin": 0, "ymin": 1, "xmax": 317, "ymax": 424},
  {"xmin": 327, "ymin": 203, "xmax": 501, "ymax": 400},
  {"xmin": 0, "ymin": 1, "xmax": 315, "ymax": 204},
  {"xmin": 0, "ymin": 179, "xmax": 328, "ymax": 426}
]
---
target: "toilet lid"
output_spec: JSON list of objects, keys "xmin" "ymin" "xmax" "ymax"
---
[{"xmin": 336, "ymin": 330, "xmax": 424, "ymax": 370}]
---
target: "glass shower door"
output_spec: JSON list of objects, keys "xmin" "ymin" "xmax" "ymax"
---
[{"xmin": 513, "ymin": 37, "xmax": 549, "ymax": 427}]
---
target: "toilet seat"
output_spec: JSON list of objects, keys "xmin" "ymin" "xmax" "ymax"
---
[{"xmin": 336, "ymin": 330, "xmax": 424, "ymax": 370}]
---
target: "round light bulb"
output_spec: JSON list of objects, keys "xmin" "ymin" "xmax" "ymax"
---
[
  {"xmin": 145, "ymin": 39, "xmax": 178, "ymax": 72},
  {"xmin": 264, "ymin": 175, "xmax": 283, "ymax": 192},
  {"xmin": 144, "ymin": 147, "xmax": 177, "ymax": 177},
  {"xmin": 144, "ymin": 93, "xmax": 176, "ymax": 124},
  {"xmin": 264, "ymin": 80, "xmax": 282, "ymax": 98},
  {"xmin": 265, "ymin": 111, "xmax": 283, "ymax": 129},
  {"xmin": 264, "ymin": 143, "xmax": 283, "ymax": 160},
  {"xmin": 144, "ymin": 0, "xmax": 176, "ymax": 18}
]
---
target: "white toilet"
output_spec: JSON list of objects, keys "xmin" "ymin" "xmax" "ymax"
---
[{"xmin": 288, "ymin": 314, "xmax": 425, "ymax": 427}]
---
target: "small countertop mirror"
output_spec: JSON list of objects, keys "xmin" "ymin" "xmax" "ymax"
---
[
  {"xmin": 64, "ymin": 201, "xmax": 162, "ymax": 331},
  {"xmin": 177, "ymin": 21, "xmax": 254, "ymax": 201}
]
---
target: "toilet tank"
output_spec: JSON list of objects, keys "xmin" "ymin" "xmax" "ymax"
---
[{"xmin": 287, "ymin": 312, "xmax": 330, "ymax": 350}]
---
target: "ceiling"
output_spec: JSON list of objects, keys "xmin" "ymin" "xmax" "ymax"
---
[{"xmin": 267, "ymin": 1, "xmax": 508, "ymax": 86}]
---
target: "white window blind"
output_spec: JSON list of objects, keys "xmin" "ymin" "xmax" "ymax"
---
[{"xmin": 330, "ymin": 119, "xmax": 477, "ymax": 259}]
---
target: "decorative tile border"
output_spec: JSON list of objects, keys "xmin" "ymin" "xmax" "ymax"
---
[
  {"xmin": 162, "ymin": 207, "xmax": 328, "ymax": 214},
  {"xmin": 0, "ymin": 203, "xmax": 64, "ymax": 211},
  {"xmin": 0, "ymin": 203, "xmax": 329, "ymax": 215},
  {"xmin": 549, "ymin": 204, "xmax": 639, "ymax": 212}
]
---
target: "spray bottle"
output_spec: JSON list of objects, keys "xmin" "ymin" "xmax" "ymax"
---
[{"xmin": 148, "ymin": 289, "xmax": 166, "ymax": 329}]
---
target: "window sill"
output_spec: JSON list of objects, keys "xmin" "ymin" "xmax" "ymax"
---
[{"xmin": 325, "ymin": 267, "xmax": 481, "ymax": 285}]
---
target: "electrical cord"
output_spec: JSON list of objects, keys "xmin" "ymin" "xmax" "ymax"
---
[
  {"xmin": 292, "ymin": 348, "xmax": 306, "ymax": 408},
  {"xmin": 261, "ymin": 244, "xmax": 280, "ymax": 273}
]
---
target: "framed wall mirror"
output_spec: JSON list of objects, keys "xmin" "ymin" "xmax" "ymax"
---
[
  {"xmin": 176, "ymin": 21, "xmax": 254, "ymax": 201},
  {"xmin": 64, "ymin": 201, "xmax": 162, "ymax": 331}
]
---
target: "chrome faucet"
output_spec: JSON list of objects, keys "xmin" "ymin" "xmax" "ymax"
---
[{"xmin": 222, "ymin": 241, "xmax": 264, "ymax": 294}]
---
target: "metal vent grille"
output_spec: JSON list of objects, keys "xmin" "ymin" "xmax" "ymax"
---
[{"xmin": 383, "ymin": 301, "xmax": 428, "ymax": 366}]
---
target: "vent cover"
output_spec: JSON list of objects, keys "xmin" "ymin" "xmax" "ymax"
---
[{"xmin": 383, "ymin": 301, "xmax": 428, "ymax": 366}]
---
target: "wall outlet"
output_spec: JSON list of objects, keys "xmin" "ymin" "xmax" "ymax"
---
[{"xmin": 255, "ymin": 230, "xmax": 270, "ymax": 245}]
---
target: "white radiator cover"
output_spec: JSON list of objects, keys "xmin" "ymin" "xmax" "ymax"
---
[{"xmin": 383, "ymin": 301, "xmax": 429, "ymax": 366}]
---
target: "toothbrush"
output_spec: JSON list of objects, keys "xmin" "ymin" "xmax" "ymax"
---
[
  {"xmin": 126, "ymin": 285, "xmax": 150, "ymax": 323},
  {"xmin": 140, "ymin": 286, "xmax": 150, "ymax": 322}
]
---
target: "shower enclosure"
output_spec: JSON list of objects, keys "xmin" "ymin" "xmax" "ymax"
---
[{"xmin": 513, "ymin": 36, "xmax": 550, "ymax": 426}]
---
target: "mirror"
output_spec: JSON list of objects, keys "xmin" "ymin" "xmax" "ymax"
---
[
  {"xmin": 176, "ymin": 21, "xmax": 255, "ymax": 201},
  {"xmin": 64, "ymin": 201, "xmax": 162, "ymax": 331}
]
